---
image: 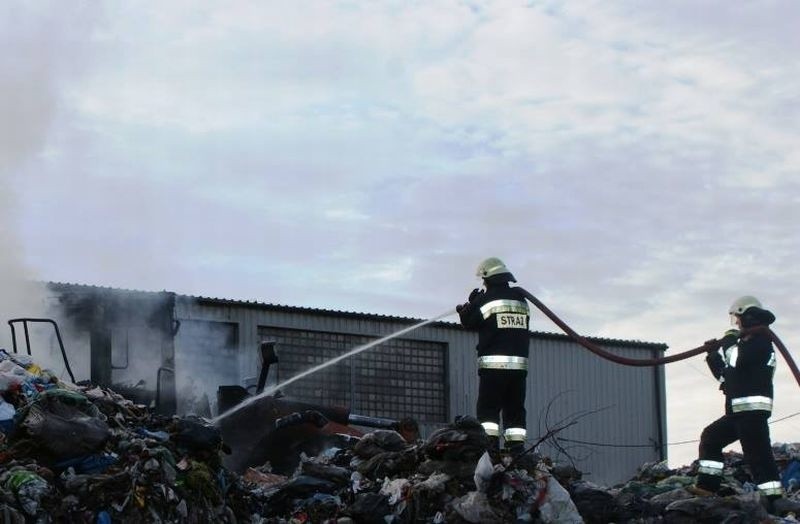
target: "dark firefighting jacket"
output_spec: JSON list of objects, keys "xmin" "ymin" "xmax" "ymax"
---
[
  {"xmin": 706, "ymin": 331, "xmax": 776, "ymax": 414},
  {"xmin": 458, "ymin": 282, "xmax": 531, "ymax": 368}
]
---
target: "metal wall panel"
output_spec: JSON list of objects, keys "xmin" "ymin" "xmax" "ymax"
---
[
  {"xmin": 524, "ymin": 336, "xmax": 665, "ymax": 485},
  {"xmin": 175, "ymin": 297, "xmax": 665, "ymax": 486}
]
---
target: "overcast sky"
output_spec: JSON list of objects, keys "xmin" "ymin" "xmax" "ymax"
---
[{"xmin": 2, "ymin": 0, "xmax": 799, "ymax": 468}]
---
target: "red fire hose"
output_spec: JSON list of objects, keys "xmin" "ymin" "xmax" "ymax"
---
[{"xmin": 521, "ymin": 289, "xmax": 800, "ymax": 387}]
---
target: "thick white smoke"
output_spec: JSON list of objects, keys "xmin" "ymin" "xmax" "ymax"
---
[{"xmin": 0, "ymin": 3, "xmax": 100, "ymax": 359}]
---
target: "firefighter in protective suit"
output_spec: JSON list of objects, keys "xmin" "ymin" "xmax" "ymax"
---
[
  {"xmin": 457, "ymin": 257, "xmax": 531, "ymax": 454},
  {"xmin": 691, "ymin": 296, "xmax": 800, "ymax": 516}
]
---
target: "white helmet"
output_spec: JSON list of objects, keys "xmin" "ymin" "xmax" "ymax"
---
[
  {"xmin": 476, "ymin": 257, "xmax": 516, "ymax": 282},
  {"xmin": 729, "ymin": 295, "xmax": 762, "ymax": 316}
]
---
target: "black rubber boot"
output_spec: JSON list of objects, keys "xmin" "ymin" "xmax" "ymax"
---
[
  {"xmin": 485, "ymin": 436, "xmax": 501, "ymax": 462},
  {"xmin": 505, "ymin": 442, "xmax": 539, "ymax": 470},
  {"xmin": 505, "ymin": 442, "xmax": 525, "ymax": 457}
]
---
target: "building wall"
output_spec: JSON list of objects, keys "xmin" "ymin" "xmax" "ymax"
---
[
  {"xmin": 42, "ymin": 284, "xmax": 175, "ymax": 406},
  {"xmin": 527, "ymin": 336, "xmax": 667, "ymax": 486},
  {"xmin": 175, "ymin": 296, "xmax": 667, "ymax": 486},
  {"xmin": 38, "ymin": 285, "xmax": 665, "ymax": 486}
]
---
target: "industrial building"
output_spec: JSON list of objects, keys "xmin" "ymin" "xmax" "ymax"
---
[{"xmin": 10, "ymin": 282, "xmax": 667, "ymax": 486}]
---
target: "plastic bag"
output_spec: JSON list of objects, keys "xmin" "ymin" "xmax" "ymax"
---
[
  {"xmin": 538, "ymin": 476, "xmax": 583, "ymax": 524},
  {"xmin": 451, "ymin": 491, "xmax": 504, "ymax": 523},
  {"xmin": 474, "ymin": 451, "xmax": 495, "ymax": 493},
  {"xmin": 22, "ymin": 404, "xmax": 110, "ymax": 460}
]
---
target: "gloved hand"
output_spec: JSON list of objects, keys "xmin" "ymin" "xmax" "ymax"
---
[
  {"xmin": 468, "ymin": 288, "xmax": 483, "ymax": 302},
  {"xmin": 456, "ymin": 303, "xmax": 470, "ymax": 314},
  {"xmin": 720, "ymin": 328, "xmax": 740, "ymax": 349},
  {"xmin": 703, "ymin": 338, "xmax": 720, "ymax": 352}
]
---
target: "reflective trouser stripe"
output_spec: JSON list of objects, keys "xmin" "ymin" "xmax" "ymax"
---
[
  {"xmin": 698, "ymin": 460, "xmax": 724, "ymax": 476},
  {"xmin": 481, "ymin": 422, "xmax": 500, "ymax": 437},
  {"xmin": 758, "ymin": 480, "xmax": 784, "ymax": 496},
  {"xmin": 504, "ymin": 427, "xmax": 527, "ymax": 442},
  {"xmin": 731, "ymin": 396, "xmax": 773, "ymax": 413},
  {"xmin": 478, "ymin": 355, "xmax": 528, "ymax": 371}
]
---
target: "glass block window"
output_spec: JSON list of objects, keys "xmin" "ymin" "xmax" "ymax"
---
[{"xmin": 258, "ymin": 326, "xmax": 448, "ymax": 423}]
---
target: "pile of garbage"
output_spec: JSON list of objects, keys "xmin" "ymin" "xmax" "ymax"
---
[
  {"xmin": 1, "ymin": 348, "xmax": 800, "ymax": 523},
  {"xmin": 0, "ymin": 349, "xmax": 254, "ymax": 522}
]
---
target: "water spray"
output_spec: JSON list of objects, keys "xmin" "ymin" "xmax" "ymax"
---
[{"xmin": 212, "ymin": 308, "xmax": 456, "ymax": 425}]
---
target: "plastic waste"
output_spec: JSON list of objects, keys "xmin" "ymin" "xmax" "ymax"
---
[
  {"xmin": 352, "ymin": 429, "xmax": 408, "ymax": 458},
  {"xmin": 380, "ymin": 477, "xmax": 410, "ymax": 505},
  {"xmin": 54, "ymin": 453, "xmax": 119, "ymax": 474},
  {"xmin": 172, "ymin": 416, "xmax": 231, "ymax": 454},
  {"xmin": 782, "ymin": 459, "xmax": 800, "ymax": 491},
  {"xmin": 3, "ymin": 470, "xmax": 50, "ymax": 516},
  {"xmin": 0, "ymin": 398, "xmax": 16, "ymax": 434},
  {"xmin": 664, "ymin": 491, "xmax": 769, "ymax": 521},
  {"xmin": 20, "ymin": 402, "xmax": 110, "ymax": 460},
  {"xmin": 452, "ymin": 490, "xmax": 505, "ymax": 523},
  {"xmin": 423, "ymin": 416, "xmax": 489, "ymax": 461},
  {"xmin": 346, "ymin": 492, "xmax": 391, "ymax": 523},
  {"xmin": 0, "ymin": 360, "xmax": 33, "ymax": 390},
  {"xmin": 474, "ymin": 451, "xmax": 495, "ymax": 493},
  {"xmin": 538, "ymin": 476, "xmax": 583, "ymax": 524},
  {"xmin": 135, "ymin": 428, "xmax": 170, "ymax": 442}
]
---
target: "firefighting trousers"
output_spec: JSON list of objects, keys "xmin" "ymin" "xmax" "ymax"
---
[
  {"xmin": 696, "ymin": 411, "xmax": 781, "ymax": 495},
  {"xmin": 476, "ymin": 369, "xmax": 527, "ymax": 442}
]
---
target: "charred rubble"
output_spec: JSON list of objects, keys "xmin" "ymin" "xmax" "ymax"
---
[{"xmin": 0, "ymin": 349, "xmax": 799, "ymax": 523}]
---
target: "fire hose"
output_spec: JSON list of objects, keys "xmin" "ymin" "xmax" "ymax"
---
[{"xmin": 520, "ymin": 289, "xmax": 800, "ymax": 387}]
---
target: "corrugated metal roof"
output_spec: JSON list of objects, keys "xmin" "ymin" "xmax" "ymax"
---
[
  {"xmin": 187, "ymin": 296, "xmax": 667, "ymax": 351},
  {"xmin": 47, "ymin": 281, "xmax": 174, "ymax": 297},
  {"xmin": 46, "ymin": 281, "xmax": 668, "ymax": 350}
]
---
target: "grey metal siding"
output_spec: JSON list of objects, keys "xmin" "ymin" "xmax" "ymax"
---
[{"xmin": 526, "ymin": 337, "xmax": 663, "ymax": 486}]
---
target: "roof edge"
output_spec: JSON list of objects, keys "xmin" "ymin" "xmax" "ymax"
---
[{"xmin": 44, "ymin": 282, "xmax": 668, "ymax": 351}]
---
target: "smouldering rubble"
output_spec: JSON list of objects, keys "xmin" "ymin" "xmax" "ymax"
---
[{"xmin": 0, "ymin": 349, "xmax": 799, "ymax": 522}]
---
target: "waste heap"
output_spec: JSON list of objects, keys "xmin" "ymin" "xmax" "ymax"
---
[{"xmin": 1, "ymin": 348, "xmax": 799, "ymax": 523}]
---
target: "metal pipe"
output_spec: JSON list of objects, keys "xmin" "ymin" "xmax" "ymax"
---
[
  {"xmin": 8, "ymin": 322, "xmax": 17, "ymax": 354},
  {"xmin": 347, "ymin": 413, "xmax": 400, "ymax": 430},
  {"xmin": 22, "ymin": 322, "xmax": 31, "ymax": 356},
  {"xmin": 7, "ymin": 318, "xmax": 76, "ymax": 382},
  {"xmin": 156, "ymin": 367, "xmax": 175, "ymax": 414}
]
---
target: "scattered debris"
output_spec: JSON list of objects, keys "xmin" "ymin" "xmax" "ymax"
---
[{"xmin": 0, "ymin": 348, "xmax": 799, "ymax": 522}]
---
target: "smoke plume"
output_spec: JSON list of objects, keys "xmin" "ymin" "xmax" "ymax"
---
[{"xmin": 0, "ymin": 3, "xmax": 100, "ymax": 357}]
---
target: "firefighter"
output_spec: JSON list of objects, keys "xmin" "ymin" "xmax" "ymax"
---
[
  {"xmin": 691, "ymin": 296, "xmax": 800, "ymax": 515},
  {"xmin": 457, "ymin": 257, "xmax": 531, "ymax": 454}
]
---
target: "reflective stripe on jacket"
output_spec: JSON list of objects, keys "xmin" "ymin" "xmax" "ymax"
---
[
  {"xmin": 458, "ymin": 283, "xmax": 531, "ymax": 360},
  {"xmin": 706, "ymin": 332, "xmax": 775, "ymax": 414}
]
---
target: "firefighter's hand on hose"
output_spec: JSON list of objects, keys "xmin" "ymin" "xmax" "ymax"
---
[
  {"xmin": 456, "ymin": 302, "xmax": 470, "ymax": 314},
  {"xmin": 468, "ymin": 288, "xmax": 483, "ymax": 302},
  {"xmin": 720, "ymin": 329, "xmax": 740, "ymax": 349},
  {"xmin": 703, "ymin": 338, "xmax": 720, "ymax": 352}
]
